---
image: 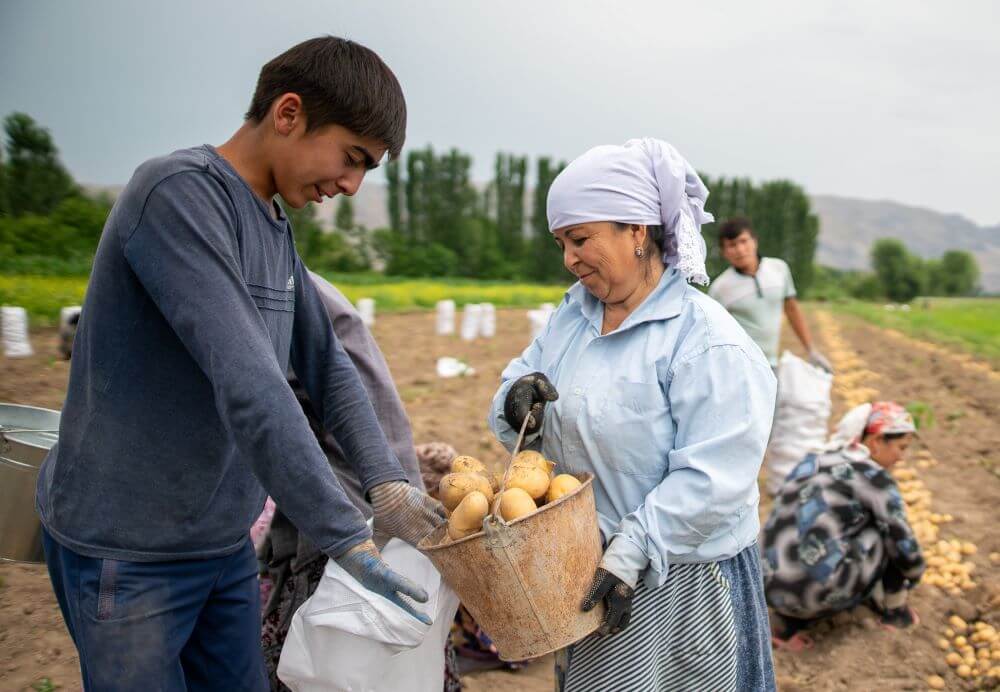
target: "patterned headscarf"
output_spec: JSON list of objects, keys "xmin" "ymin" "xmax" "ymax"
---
[
  {"xmin": 864, "ymin": 401, "xmax": 917, "ymax": 438},
  {"xmin": 826, "ymin": 401, "xmax": 916, "ymax": 451},
  {"xmin": 546, "ymin": 138, "xmax": 713, "ymax": 285}
]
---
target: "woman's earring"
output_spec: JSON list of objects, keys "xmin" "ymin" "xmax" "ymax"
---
[{"xmin": 634, "ymin": 246, "xmax": 644, "ymax": 258}]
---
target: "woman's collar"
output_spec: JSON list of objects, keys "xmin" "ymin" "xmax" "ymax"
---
[{"xmin": 567, "ymin": 267, "xmax": 687, "ymax": 335}]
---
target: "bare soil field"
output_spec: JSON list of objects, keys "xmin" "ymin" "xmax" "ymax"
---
[{"xmin": 1, "ymin": 308, "xmax": 997, "ymax": 691}]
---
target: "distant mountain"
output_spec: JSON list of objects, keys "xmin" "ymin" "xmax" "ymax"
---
[
  {"xmin": 811, "ymin": 195, "xmax": 1000, "ymax": 292},
  {"xmin": 83, "ymin": 183, "xmax": 1000, "ymax": 291}
]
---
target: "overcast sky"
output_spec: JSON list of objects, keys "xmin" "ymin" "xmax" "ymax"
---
[{"xmin": 2, "ymin": 1, "xmax": 998, "ymax": 225}]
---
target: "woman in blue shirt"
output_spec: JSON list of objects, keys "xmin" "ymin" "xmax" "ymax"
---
[{"xmin": 489, "ymin": 139, "xmax": 778, "ymax": 691}]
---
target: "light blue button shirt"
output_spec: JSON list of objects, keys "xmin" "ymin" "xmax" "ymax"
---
[{"xmin": 489, "ymin": 269, "xmax": 777, "ymax": 589}]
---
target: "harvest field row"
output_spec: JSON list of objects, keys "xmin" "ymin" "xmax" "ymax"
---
[{"xmin": 830, "ymin": 298, "xmax": 1000, "ymax": 366}]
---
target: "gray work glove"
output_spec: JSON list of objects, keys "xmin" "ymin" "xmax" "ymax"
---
[
  {"xmin": 335, "ymin": 538, "xmax": 433, "ymax": 625},
  {"xmin": 808, "ymin": 349, "xmax": 834, "ymax": 374},
  {"xmin": 370, "ymin": 480, "xmax": 447, "ymax": 547},
  {"xmin": 503, "ymin": 372, "xmax": 559, "ymax": 435}
]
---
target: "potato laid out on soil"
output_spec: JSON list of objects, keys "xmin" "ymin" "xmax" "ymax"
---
[
  {"xmin": 451, "ymin": 454, "xmax": 487, "ymax": 475},
  {"xmin": 448, "ymin": 491, "xmax": 490, "ymax": 540},
  {"xmin": 545, "ymin": 474, "xmax": 582, "ymax": 503},
  {"xmin": 498, "ymin": 487, "xmax": 537, "ymax": 522},
  {"xmin": 439, "ymin": 472, "xmax": 494, "ymax": 511}
]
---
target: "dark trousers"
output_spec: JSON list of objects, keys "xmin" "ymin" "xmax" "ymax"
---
[{"xmin": 43, "ymin": 529, "xmax": 268, "ymax": 691}]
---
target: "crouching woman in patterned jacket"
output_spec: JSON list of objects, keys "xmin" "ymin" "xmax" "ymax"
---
[{"xmin": 763, "ymin": 401, "xmax": 925, "ymax": 651}]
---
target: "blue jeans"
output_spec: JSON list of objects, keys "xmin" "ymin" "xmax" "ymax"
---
[{"xmin": 43, "ymin": 529, "xmax": 268, "ymax": 691}]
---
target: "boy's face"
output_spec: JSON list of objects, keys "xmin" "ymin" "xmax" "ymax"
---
[
  {"xmin": 720, "ymin": 229, "xmax": 758, "ymax": 272},
  {"xmin": 269, "ymin": 95, "xmax": 388, "ymax": 208}
]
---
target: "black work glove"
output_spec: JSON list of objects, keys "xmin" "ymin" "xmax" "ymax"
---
[
  {"xmin": 581, "ymin": 567, "xmax": 635, "ymax": 636},
  {"xmin": 503, "ymin": 372, "xmax": 559, "ymax": 435}
]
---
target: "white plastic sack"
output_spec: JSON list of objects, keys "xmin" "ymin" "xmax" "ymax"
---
[
  {"xmin": 765, "ymin": 351, "xmax": 832, "ymax": 495},
  {"xmin": 526, "ymin": 309, "xmax": 550, "ymax": 340},
  {"xmin": 2, "ymin": 306, "xmax": 33, "ymax": 358},
  {"xmin": 436, "ymin": 356, "xmax": 475, "ymax": 378},
  {"xmin": 479, "ymin": 303, "xmax": 496, "ymax": 338},
  {"xmin": 460, "ymin": 303, "xmax": 482, "ymax": 341},
  {"xmin": 435, "ymin": 300, "xmax": 455, "ymax": 335},
  {"xmin": 278, "ymin": 538, "xmax": 460, "ymax": 692},
  {"xmin": 356, "ymin": 298, "xmax": 376, "ymax": 328}
]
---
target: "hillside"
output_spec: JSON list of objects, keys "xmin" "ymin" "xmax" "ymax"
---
[{"xmin": 811, "ymin": 195, "xmax": 1000, "ymax": 292}]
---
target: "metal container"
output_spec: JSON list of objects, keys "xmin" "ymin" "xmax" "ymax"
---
[
  {"xmin": 0, "ymin": 403, "xmax": 60, "ymax": 563},
  {"xmin": 418, "ymin": 472, "xmax": 604, "ymax": 661}
]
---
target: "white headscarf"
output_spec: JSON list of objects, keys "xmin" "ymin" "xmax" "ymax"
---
[
  {"xmin": 546, "ymin": 138, "xmax": 714, "ymax": 285},
  {"xmin": 825, "ymin": 403, "xmax": 873, "ymax": 452}
]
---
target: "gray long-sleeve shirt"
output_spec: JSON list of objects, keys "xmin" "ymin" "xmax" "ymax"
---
[
  {"xmin": 263, "ymin": 272, "xmax": 425, "ymax": 575},
  {"xmin": 36, "ymin": 145, "xmax": 405, "ymax": 562}
]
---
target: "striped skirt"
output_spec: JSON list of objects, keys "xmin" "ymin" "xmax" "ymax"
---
[{"xmin": 557, "ymin": 545, "xmax": 775, "ymax": 692}]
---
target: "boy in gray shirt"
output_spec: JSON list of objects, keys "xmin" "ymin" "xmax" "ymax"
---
[{"xmin": 37, "ymin": 37, "xmax": 443, "ymax": 691}]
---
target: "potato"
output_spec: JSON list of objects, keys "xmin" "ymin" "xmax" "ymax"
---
[
  {"xmin": 451, "ymin": 455, "xmax": 487, "ymax": 475},
  {"xmin": 946, "ymin": 652, "xmax": 963, "ymax": 667},
  {"xmin": 545, "ymin": 474, "xmax": 582, "ymax": 503},
  {"xmin": 506, "ymin": 464, "xmax": 551, "ymax": 500},
  {"xmin": 927, "ymin": 675, "xmax": 945, "ymax": 690},
  {"xmin": 447, "ymin": 491, "xmax": 489, "ymax": 540},
  {"xmin": 439, "ymin": 472, "xmax": 494, "ymax": 511},
  {"xmin": 512, "ymin": 450, "xmax": 555, "ymax": 475},
  {"xmin": 498, "ymin": 487, "xmax": 537, "ymax": 522}
]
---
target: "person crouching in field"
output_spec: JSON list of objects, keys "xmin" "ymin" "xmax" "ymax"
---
[{"xmin": 762, "ymin": 402, "xmax": 925, "ymax": 651}]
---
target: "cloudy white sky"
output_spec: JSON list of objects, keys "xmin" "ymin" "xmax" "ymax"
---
[{"xmin": 1, "ymin": 0, "xmax": 998, "ymax": 225}]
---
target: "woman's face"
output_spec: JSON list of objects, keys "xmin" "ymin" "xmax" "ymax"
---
[
  {"xmin": 553, "ymin": 222, "xmax": 647, "ymax": 303},
  {"xmin": 867, "ymin": 433, "xmax": 912, "ymax": 468}
]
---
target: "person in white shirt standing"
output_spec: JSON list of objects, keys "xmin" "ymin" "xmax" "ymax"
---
[{"xmin": 708, "ymin": 217, "xmax": 832, "ymax": 373}]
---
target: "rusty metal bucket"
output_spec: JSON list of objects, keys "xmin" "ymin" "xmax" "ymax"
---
[{"xmin": 418, "ymin": 416, "xmax": 604, "ymax": 660}]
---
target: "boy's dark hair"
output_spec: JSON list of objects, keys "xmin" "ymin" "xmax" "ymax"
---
[
  {"xmin": 717, "ymin": 216, "xmax": 755, "ymax": 246},
  {"xmin": 246, "ymin": 36, "xmax": 406, "ymax": 159}
]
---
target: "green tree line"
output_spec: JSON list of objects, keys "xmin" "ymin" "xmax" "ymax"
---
[
  {"xmin": 5, "ymin": 111, "xmax": 975, "ymax": 301},
  {"xmin": 0, "ymin": 113, "xmax": 111, "ymax": 274},
  {"xmin": 811, "ymin": 240, "xmax": 980, "ymax": 302}
]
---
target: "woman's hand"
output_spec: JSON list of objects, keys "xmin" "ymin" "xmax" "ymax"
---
[
  {"xmin": 503, "ymin": 372, "xmax": 559, "ymax": 435},
  {"xmin": 581, "ymin": 567, "xmax": 635, "ymax": 636}
]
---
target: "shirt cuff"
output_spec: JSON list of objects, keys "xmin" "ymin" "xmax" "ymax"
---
[
  {"xmin": 361, "ymin": 468, "xmax": 409, "ymax": 498},
  {"xmin": 600, "ymin": 535, "xmax": 650, "ymax": 589}
]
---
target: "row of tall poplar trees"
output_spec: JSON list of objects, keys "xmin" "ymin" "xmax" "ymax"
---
[{"xmin": 378, "ymin": 145, "xmax": 820, "ymax": 294}]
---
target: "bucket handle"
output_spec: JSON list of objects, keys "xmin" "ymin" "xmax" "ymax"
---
[{"xmin": 488, "ymin": 413, "xmax": 534, "ymax": 523}]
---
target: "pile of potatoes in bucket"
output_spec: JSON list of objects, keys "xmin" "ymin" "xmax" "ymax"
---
[{"xmin": 439, "ymin": 451, "xmax": 582, "ymax": 541}]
